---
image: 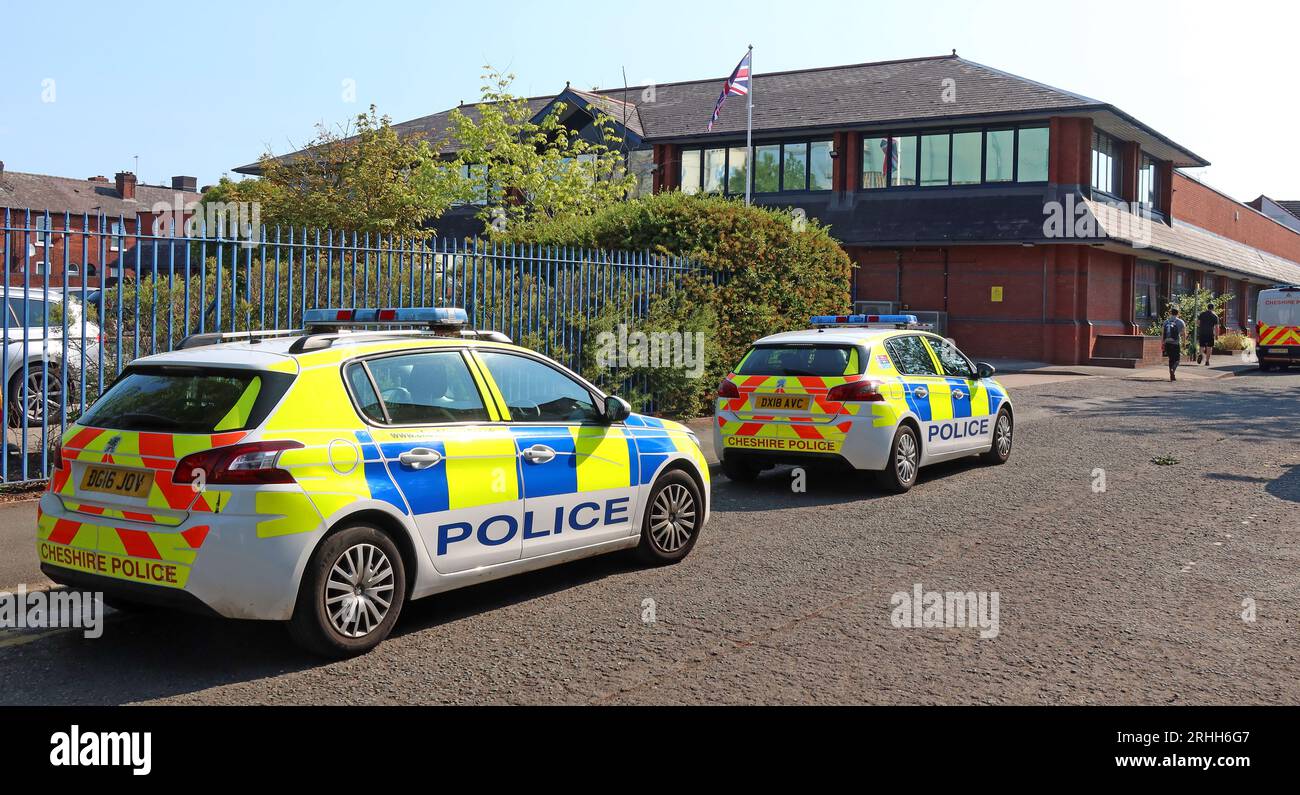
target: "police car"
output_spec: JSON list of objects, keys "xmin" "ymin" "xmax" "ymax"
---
[
  {"xmin": 714, "ymin": 314, "xmax": 1012, "ymax": 492},
  {"xmin": 37, "ymin": 308, "xmax": 710, "ymax": 656}
]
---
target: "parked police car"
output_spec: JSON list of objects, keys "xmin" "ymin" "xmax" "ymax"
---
[
  {"xmin": 38, "ymin": 308, "xmax": 710, "ymax": 656},
  {"xmin": 714, "ymin": 315, "xmax": 1012, "ymax": 492}
]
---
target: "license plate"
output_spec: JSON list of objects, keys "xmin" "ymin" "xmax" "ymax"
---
[
  {"xmin": 754, "ymin": 394, "xmax": 811, "ymax": 411},
  {"xmin": 79, "ymin": 465, "xmax": 154, "ymax": 498},
  {"xmin": 1269, "ymin": 348, "xmax": 1289, "ymax": 354}
]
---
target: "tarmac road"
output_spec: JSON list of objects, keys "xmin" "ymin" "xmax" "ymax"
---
[{"xmin": 1, "ymin": 369, "xmax": 1298, "ymax": 705}]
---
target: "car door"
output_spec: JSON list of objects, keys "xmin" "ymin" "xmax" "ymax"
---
[
  {"xmin": 346, "ymin": 349, "xmax": 524, "ymax": 575},
  {"xmin": 924, "ymin": 336, "xmax": 994, "ymax": 453},
  {"xmin": 882, "ymin": 334, "xmax": 956, "ymax": 456},
  {"xmin": 472, "ymin": 350, "xmax": 638, "ymax": 559}
]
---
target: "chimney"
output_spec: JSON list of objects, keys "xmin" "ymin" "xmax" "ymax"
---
[
  {"xmin": 171, "ymin": 175, "xmax": 198, "ymax": 192},
  {"xmin": 115, "ymin": 171, "xmax": 137, "ymax": 201},
  {"xmin": 88, "ymin": 175, "xmax": 109, "ymax": 183},
  {"xmin": 0, "ymin": 161, "xmax": 5, "ymax": 180}
]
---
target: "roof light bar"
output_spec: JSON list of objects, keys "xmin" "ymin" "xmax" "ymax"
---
[
  {"xmin": 303, "ymin": 307, "xmax": 469, "ymax": 329},
  {"xmin": 810, "ymin": 313, "xmax": 930, "ymax": 329}
]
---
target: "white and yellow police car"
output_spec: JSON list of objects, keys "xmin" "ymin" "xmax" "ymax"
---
[
  {"xmin": 37, "ymin": 308, "xmax": 710, "ymax": 656},
  {"xmin": 714, "ymin": 314, "xmax": 1012, "ymax": 492}
]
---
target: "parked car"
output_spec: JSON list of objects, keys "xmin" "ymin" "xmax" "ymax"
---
[{"xmin": 2, "ymin": 288, "xmax": 103, "ymax": 425}]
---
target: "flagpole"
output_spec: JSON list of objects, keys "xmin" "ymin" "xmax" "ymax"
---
[{"xmin": 745, "ymin": 44, "xmax": 754, "ymax": 206}]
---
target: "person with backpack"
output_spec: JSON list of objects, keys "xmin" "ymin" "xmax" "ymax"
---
[{"xmin": 1163, "ymin": 307, "xmax": 1187, "ymax": 381}]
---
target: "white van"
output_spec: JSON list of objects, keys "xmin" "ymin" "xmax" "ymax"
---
[{"xmin": 1257, "ymin": 285, "xmax": 1300, "ymax": 371}]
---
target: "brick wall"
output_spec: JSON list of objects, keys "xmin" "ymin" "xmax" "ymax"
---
[{"xmin": 1172, "ymin": 172, "xmax": 1300, "ymax": 263}]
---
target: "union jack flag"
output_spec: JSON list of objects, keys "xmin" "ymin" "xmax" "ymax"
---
[{"xmin": 707, "ymin": 50, "xmax": 752, "ymax": 132}]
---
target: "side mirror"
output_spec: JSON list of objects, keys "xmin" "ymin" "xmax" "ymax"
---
[
  {"xmin": 602, "ymin": 395, "xmax": 631, "ymax": 423},
  {"xmin": 975, "ymin": 362, "xmax": 997, "ymax": 380}
]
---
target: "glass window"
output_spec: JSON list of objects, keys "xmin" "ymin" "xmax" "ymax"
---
[
  {"xmin": 80, "ymin": 369, "xmax": 291, "ymax": 433},
  {"xmin": 753, "ymin": 145, "xmax": 781, "ymax": 193},
  {"xmin": 363, "ymin": 351, "xmax": 490, "ymax": 424},
  {"xmin": 735, "ymin": 345, "xmax": 857, "ymax": 377},
  {"xmin": 890, "ymin": 135, "xmax": 918, "ymax": 187},
  {"xmin": 628, "ymin": 149, "xmax": 655, "ymax": 198},
  {"xmin": 1092, "ymin": 131, "xmax": 1119, "ymax": 195},
  {"xmin": 884, "ymin": 336, "xmax": 939, "ymax": 376},
  {"xmin": 8, "ymin": 298, "xmax": 48, "ymax": 327},
  {"xmin": 35, "ymin": 216, "xmax": 49, "ymax": 246},
  {"xmin": 809, "ymin": 141, "xmax": 833, "ymax": 190},
  {"xmin": 862, "ymin": 137, "xmax": 888, "ymax": 189},
  {"xmin": 1135, "ymin": 261, "xmax": 1160, "ymax": 322},
  {"xmin": 783, "ymin": 142, "xmax": 807, "ymax": 191},
  {"xmin": 1137, "ymin": 154, "xmax": 1158, "ymax": 208},
  {"xmin": 920, "ymin": 133, "xmax": 950, "ymax": 187},
  {"xmin": 478, "ymin": 351, "xmax": 600, "ymax": 423},
  {"xmin": 1016, "ymin": 127, "xmax": 1049, "ymax": 182},
  {"xmin": 703, "ymin": 148, "xmax": 726, "ymax": 194},
  {"xmin": 927, "ymin": 338, "xmax": 976, "ymax": 378},
  {"xmin": 346, "ymin": 363, "xmax": 386, "ymax": 423},
  {"xmin": 726, "ymin": 146, "xmax": 748, "ymax": 195},
  {"xmin": 679, "ymin": 149, "xmax": 701, "ymax": 195},
  {"xmin": 985, "ymin": 129, "xmax": 1014, "ymax": 182},
  {"xmin": 951, "ymin": 131, "xmax": 982, "ymax": 185}
]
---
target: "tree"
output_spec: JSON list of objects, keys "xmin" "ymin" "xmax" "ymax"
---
[
  {"xmin": 203, "ymin": 106, "xmax": 461, "ymax": 239},
  {"xmin": 445, "ymin": 66, "xmax": 636, "ymax": 237}
]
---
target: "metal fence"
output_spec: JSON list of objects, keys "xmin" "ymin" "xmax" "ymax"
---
[{"xmin": 0, "ymin": 208, "xmax": 714, "ymax": 484}]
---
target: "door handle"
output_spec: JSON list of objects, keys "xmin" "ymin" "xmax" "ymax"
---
[
  {"xmin": 521, "ymin": 444, "xmax": 556, "ymax": 465},
  {"xmin": 397, "ymin": 447, "xmax": 443, "ymax": 470},
  {"xmin": 951, "ymin": 388, "xmax": 967, "ymax": 401},
  {"xmin": 912, "ymin": 386, "xmax": 929, "ymax": 399}
]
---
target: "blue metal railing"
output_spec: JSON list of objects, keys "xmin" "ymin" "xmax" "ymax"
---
[{"xmin": 0, "ymin": 208, "xmax": 713, "ymax": 484}]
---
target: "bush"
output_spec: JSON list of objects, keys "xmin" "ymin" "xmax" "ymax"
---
[
  {"xmin": 1213, "ymin": 332, "xmax": 1248, "ymax": 352},
  {"xmin": 506, "ymin": 192, "xmax": 852, "ymax": 416}
]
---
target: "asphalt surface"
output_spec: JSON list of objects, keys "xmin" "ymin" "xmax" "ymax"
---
[{"xmin": 1, "ymin": 368, "xmax": 1298, "ymax": 705}]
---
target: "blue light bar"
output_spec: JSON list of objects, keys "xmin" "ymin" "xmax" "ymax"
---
[
  {"xmin": 810, "ymin": 314, "xmax": 920, "ymax": 325},
  {"xmin": 303, "ymin": 307, "xmax": 469, "ymax": 327}
]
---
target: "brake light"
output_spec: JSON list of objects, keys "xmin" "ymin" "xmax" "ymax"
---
[
  {"xmin": 826, "ymin": 379, "xmax": 885, "ymax": 402},
  {"xmin": 717, "ymin": 379, "xmax": 741, "ymax": 399},
  {"xmin": 174, "ymin": 440, "xmax": 304, "ymax": 486}
]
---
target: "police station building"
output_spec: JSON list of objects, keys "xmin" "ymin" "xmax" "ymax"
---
[{"xmin": 242, "ymin": 54, "xmax": 1300, "ymax": 366}]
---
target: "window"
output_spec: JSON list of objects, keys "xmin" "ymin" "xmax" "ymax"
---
[
  {"xmin": 753, "ymin": 144, "xmax": 781, "ymax": 193},
  {"xmin": 809, "ymin": 141, "xmax": 833, "ymax": 191},
  {"xmin": 35, "ymin": 216, "xmax": 49, "ymax": 247},
  {"xmin": 1137, "ymin": 154, "xmax": 1159, "ymax": 209},
  {"xmin": 862, "ymin": 136, "xmax": 888, "ymax": 189},
  {"xmin": 345, "ymin": 364, "xmax": 385, "ymax": 423},
  {"xmin": 985, "ymin": 129, "xmax": 1014, "ymax": 182},
  {"xmin": 927, "ymin": 338, "xmax": 976, "ymax": 378},
  {"xmin": 109, "ymin": 220, "xmax": 124, "ymax": 251},
  {"xmin": 1016, "ymin": 127, "xmax": 1049, "ymax": 182},
  {"xmin": 454, "ymin": 164, "xmax": 490, "ymax": 206},
  {"xmin": 735, "ymin": 344, "xmax": 858, "ymax": 377},
  {"xmin": 8, "ymin": 298, "xmax": 48, "ymax": 327},
  {"xmin": 889, "ymin": 136, "xmax": 918, "ymax": 187},
  {"xmin": 680, "ymin": 150, "xmax": 701, "ymax": 195},
  {"xmin": 1135, "ymin": 261, "xmax": 1160, "ymax": 322},
  {"xmin": 884, "ymin": 335, "xmax": 939, "ymax": 376},
  {"xmin": 80, "ymin": 368, "xmax": 292, "ymax": 433},
  {"xmin": 726, "ymin": 146, "xmax": 748, "ymax": 195},
  {"xmin": 1092, "ymin": 131, "xmax": 1120, "ymax": 195},
  {"xmin": 359, "ymin": 351, "xmax": 490, "ymax": 424},
  {"xmin": 628, "ymin": 149, "xmax": 655, "ymax": 198},
  {"xmin": 703, "ymin": 148, "xmax": 726, "ymax": 194},
  {"xmin": 65, "ymin": 263, "xmax": 80, "ymax": 278},
  {"xmin": 477, "ymin": 351, "xmax": 600, "ymax": 423},
  {"xmin": 920, "ymin": 133, "xmax": 950, "ymax": 187},
  {"xmin": 783, "ymin": 142, "xmax": 808, "ymax": 191},
  {"xmin": 951, "ymin": 131, "xmax": 982, "ymax": 185}
]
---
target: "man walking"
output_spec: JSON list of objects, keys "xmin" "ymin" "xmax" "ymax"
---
[
  {"xmin": 1196, "ymin": 305, "xmax": 1219, "ymax": 366},
  {"xmin": 1163, "ymin": 307, "xmax": 1187, "ymax": 382}
]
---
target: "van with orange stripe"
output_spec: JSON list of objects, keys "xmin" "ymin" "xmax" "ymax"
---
[
  {"xmin": 1257, "ymin": 285, "xmax": 1300, "ymax": 371},
  {"xmin": 714, "ymin": 315, "xmax": 1013, "ymax": 492}
]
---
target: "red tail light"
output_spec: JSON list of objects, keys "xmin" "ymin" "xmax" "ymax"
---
[
  {"xmin": 174, "ymin": 440, "xmax": 304, "ymax": 486},
  {"xmin": 717, "ymin": 378, "xmax": 741, "ymax": 399},
  {"xmin": 826, "ymin": 379, "xmax": 885, "ymax": 402}
]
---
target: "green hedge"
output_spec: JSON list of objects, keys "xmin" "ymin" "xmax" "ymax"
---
[{"xmin": 505, "ymin": 192, "xmax": 853, "ymax": 416}]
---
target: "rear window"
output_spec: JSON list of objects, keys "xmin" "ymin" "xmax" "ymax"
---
[
  {"xmin": 1261, "ymin": 290, "xmax": 1300, "ymax": 326},
  {"xmin": 80, "ymin": 367, "xmax": 294, "ymax": 433},
  {"xmin": 735, "ymin": 345, "xmax": 860, "ymax": 377}
]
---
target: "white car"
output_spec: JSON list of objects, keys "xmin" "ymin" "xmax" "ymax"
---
[
  {"xmin": 714, "ymin": 315, "xmax": 1014, "ymax": 492},
  {"xmin": 2, "ymin": 288, "xmax": 103, "ymax": 425}
]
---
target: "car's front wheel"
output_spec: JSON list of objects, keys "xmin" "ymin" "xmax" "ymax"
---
[
  {"xmin": 981, "ymin": 409, "xmax": 1014, "ymax": 465},
  {"xmin": 636, "ymin": 469, "xmax": 703, "ymax": 565},
  {"xmin": 289, "ymin": 524, "xmax": 406, "ymax": 658}
]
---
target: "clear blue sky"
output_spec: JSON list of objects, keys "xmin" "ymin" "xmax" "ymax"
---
[{"xmin": 0, "ymin": 0, "xmax": 1292, "ymax": 201}]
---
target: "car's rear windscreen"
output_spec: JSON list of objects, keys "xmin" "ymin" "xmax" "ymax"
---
[
  {"xmin": 735, "ymin": 344, "xmax": 860, "ymax": 377},
  {"xmin": 1260, "ymin": 290, "xmax": 1300, "ymax": 327},
  {"xmin": 79, "ymin": 366, "xmax": 294, "ymax": 433}
]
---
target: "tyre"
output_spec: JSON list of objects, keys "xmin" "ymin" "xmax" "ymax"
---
[
  {"xmin": 288, "ymin": 524, "xmax": 406, "ymax": 658},
  {"xmin": 876, "ymin": 424, "xmax": 920, "ymax": 493},
  {"xmin": 720, "ymin": 455, "xmax": 761, "ymax": 483},
  {"xmin": 1259, "ymin": 362, "xmax": 1274, "ymax": 372},
  {"xmin": 7, "ymin": 363, "xmax": 64, "ymax": 426},
  {"xmin": 635, "ymin": 469, "xmax": 703, "ymax": 565},
  {"xmin": 981, "ymin": 408, "xmax": 1014, "ymax": 465}
]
